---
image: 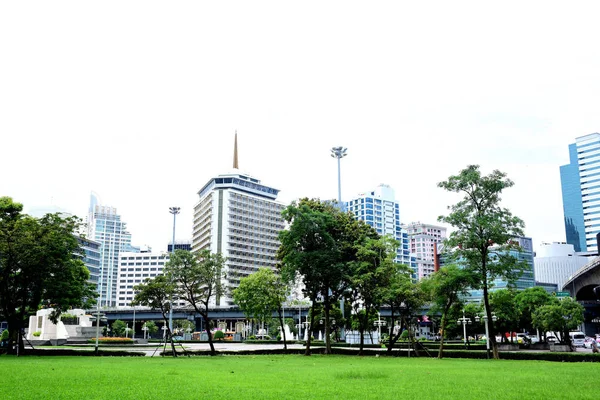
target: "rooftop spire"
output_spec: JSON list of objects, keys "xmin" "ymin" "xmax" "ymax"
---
[{"xmin": 233, "ymin": 131, "xmax": 239, "ymax": 169}]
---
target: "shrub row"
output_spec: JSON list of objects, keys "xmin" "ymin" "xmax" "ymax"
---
[
  {"xmin": 21, "ymin": 349, "xmax": 145, "ymax": 356},
  {"xmin": 442, "ymin": 350, "xmax": 600, "ymax": 362},
  {"xmin": 87, "ymin": 338, "xmax": 134, "ymax": 345}
]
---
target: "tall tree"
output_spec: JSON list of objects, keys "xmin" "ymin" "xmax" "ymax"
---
[
  {"xmin": 278, "ymin": 198, "xmax": 377, "ymax": 355},
  {"xmin": 132, "ymin": 275, "xmax": 177, "ymax": 356},
  {"xmin": 165, "ymin": 249, "xmax": 225, "ymax": 356},
  {"xmin": 382, "ymin": 265, "xmax": 426, "ymax": 354},
  {"xmin": 421, "ymin": 264, "xmax": 475, "ymax": 358},
  {"xmin": 349, "ymin": 235, "xmax": 398, "ymax": 355},
  {"xmin": 0, "ymin": 197, "xmax": 96, "ymax": 354},
  {"xmin": 233, "ymin": 267, "xmax": 289, "ymax": 349},
  {"xmin": 438, "ymin": 165, "xmax": 528, "ymax": 359}
]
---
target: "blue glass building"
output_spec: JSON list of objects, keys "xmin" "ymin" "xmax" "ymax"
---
[
  {"xmin": 345, "ymin": 184, "xmax": 417, "ymax": 279},
  {"xmin": 560, "ymin": 133, "xmax": 600, "ymax": 252}
]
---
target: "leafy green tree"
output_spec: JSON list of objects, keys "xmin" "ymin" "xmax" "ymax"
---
[
  {"xmin": 213, "ymin": 330, "xmax": 225, "ymax": 341},
  {"xmin": 532, "ymin": 297, "xmax": 584, "ymax": 345},
  {"xmin": 144, "ymin": 320, "xmax": 158, "ymax": 337},
  {"xmin": 0, "ymin": 197, "xmax": 97, "ymax": 354},
  {"xmin": 382, "ymin": 266, "xmax": 427, "ymax": 354},
  {"xmin": 438, "ymin": 165, "xmax": 528, "ymax": 359},
  {"xmin": 514, "ymin": 287, "xmax": 554, "ymax": 339},
  {"xmin": 111, "ymin": 320, "xmax": 127, "ymax": 337},
  {"xmin": 233, "ymin": 267, "xmax": 289, "ymax": 349},
  {"xmin": 421, "ymin": 264, "xmax": 475, "ymax": 358},
  {"xmin": 489, "ymin": 289, "xmax": 521, "ymax": 343},
  {"xmin": 165, "ymin": 249, "xmax": 225, "ymax": 356},
  {"xmin": 278, "ymin": 198, "xmax": 377, "ymax": 355},
  {"xmin": 132, "ymin": 275, "xmax": 177, "ymax": 356},
  {"xmin": 349, "ymin": 235, "xmax": 398, "ymax": 355}
]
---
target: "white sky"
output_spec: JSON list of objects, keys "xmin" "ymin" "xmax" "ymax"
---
[{"xmin": 2, "ymin": 1, "xmax": 600, "ymax": 253}]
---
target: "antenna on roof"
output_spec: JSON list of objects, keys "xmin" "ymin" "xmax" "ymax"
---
[{"xmin": 233, "ymin": 131, "xmax": 239, "ymax": 169}]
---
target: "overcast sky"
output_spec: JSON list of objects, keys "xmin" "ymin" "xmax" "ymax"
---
[{"xmin": 2, "ymin": 2, "xmax": 600, "ymax": 253}]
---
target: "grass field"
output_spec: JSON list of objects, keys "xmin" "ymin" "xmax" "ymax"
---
[{"xmin": 0, "ymin": 355, "xmax": 595, "ymax": 399}]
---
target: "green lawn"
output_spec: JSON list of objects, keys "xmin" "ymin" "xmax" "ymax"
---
[{"xmin": 0, "ymin": 355, "xmax": 594, "ymax": 399}]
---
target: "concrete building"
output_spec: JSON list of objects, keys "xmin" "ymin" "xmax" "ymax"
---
[
  {"xmin": 406, "ymin": 222, "xmax": 447, "ymax": 280},
  {"xmin": 534, "ymin": 242, "xmax": 591, "ymax": 289},
  {"xmin": 116, "ymin": 251, "xmax": 188, "ymax": 309},
  {"xmin": 87, "ymin": 193, "xmax": 138, "ymax": 307},
  {"xmin": 561, "ymin": 133, "xmax": 600, "ymax": 252},
  {"xmin": 191, "ymin": 134, "xmax": 286, "ymax": 307},
  {"xmin": 345, "ymin": 184, "xmax": 417, "ymax": 278}
]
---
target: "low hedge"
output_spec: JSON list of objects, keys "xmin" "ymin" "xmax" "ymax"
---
[
  {"xmin": 20, "ymin": 349, "xmax": 145, "ymax": 356},
  {"xmin": 243, "ymin": 340, "xmax": 298, "ymax": 345},
  {"xmin": 88, "ymin": 338, "xmax": 134, "ymax": 345},
  {"xmin": 442, "ymin": 350, "xmax": 600, "ymax": 362}
]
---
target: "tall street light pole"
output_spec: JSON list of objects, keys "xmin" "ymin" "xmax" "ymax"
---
[
  {"xmin": 331, "ymin": 146, "xmax": 347, "ymax": 341},
  {"xmin": 457, "ymin": 309, "xmax": 471, "ymax": 348},
  {"xmin": 168, "ymin": 207, "xmax": 180, "ymax": 333}
]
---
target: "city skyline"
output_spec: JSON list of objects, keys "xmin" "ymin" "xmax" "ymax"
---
[{"xmin": 3, "ymin": 3, "xmax": 599, "ymax": 253}]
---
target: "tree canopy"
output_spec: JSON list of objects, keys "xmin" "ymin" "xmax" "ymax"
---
[
  {"xmin": 438, "ymin": 165, "xmax": 528, "ymax": 358},
  {"xmin": 0, "ymin": 197, "xmax": 96, "ymax": 353},
  {"xmin": 233, "ymin": 267, "xmax": 289, "ymax": 348},
  {"xmin": 165, "ymin": 249, "xmax": 225, "ymax": 356},
  {"xmin": 277, "ymin": 198, "xmax": 378, "ymax": 354}
]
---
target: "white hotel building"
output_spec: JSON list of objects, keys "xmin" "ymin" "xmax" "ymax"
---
[
  {"xmin": 534, "ymin": 242, "xmax": 592, "ymax": 289},
  {"xmin": 192, "ymin": 167, "xmax": 286, "ymax": 307}
]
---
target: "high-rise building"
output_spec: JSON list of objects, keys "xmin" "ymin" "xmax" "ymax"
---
[
  {"xmin": 191, "ymin": 134, "xmax": 286, "ymax": 307},
  {"xmin": 77, "ymin": 237, "xmax": 101, "ymax": 286},
  {"xmin": 560, "ymin": 133, "xmax": 600, "ymax": 253},
  {"xmin": 87, "ymin": 193, "xmax": 137, "ymax": 307},
  {"xmin": 406, "ymin": 222, "xmax": 447, "ymax": 280},
  {"xmin": 345, "ymin": 184, "xmax": 417, "ymax": 278}
]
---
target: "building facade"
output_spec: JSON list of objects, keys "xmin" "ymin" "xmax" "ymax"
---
[
  {"xmin": 345, "ymin": 184, "xmax": 417, "ymax": 278},
  {"xmin": 116, "ymin": 251, "xmax": 188, "ymax": 308},
  {"xmin": 406, "ymin": 222, "xmax": 447, "ymax": 280},
  {"xmin": 87, "ymin": 193, "xmax": 137, "ymax": 307},
  {"xmin": 77, "ymin": 237, "xmax": 101, "ymax": 286},
  {"xmin": 464, "ymin": 236, "xmax": 536, "ymax": 301},
  {"xmin": 191, "ymin": 171, "xmax": 286, "ymax": 307},
  {"xmin": 167, "ymin": 240, "xmax": 192, "ymax": 252},
  {"xmin": 534, "ymin": 242, "xmax": 592, "ymax": 289},
  {"xmin": 561, "ymin": 133, "xmax": 600, "ymax": 252}
]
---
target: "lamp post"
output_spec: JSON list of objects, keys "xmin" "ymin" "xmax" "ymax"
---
[
  {"xmin": 475, "ymin": 309, "xmax": 497, "ymax": 359},
  {"xmin": 374, "ymin": 312, "xmax": 387, "ymax": 344},
  {"xmin": 331, "ymin": 146, "xmax": 347, "ymax": 340},
  {"xmin": 457, "ymin": 309, "xmax": 472, "ymax": 348},
  {"xmin": 142, "ymin": 323, "xmax": 148, "ymax": 340},
  {"xmin": 168, "ymin": 207, "xmax": 180, "ymax": 334}
]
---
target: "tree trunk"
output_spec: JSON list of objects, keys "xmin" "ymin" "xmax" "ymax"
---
[
  {"xmin": 482, "ymin": 280, "xmax": 499, "ymax": 359},
  {"xmin": 202, "ymin": 314, "xmax": 216, "ymax": 356},
  {"xmin": 324, "ymin": 292, "xmax": 331, "ymax": 354},
  {"xmin": 277, "ymin": 307, "xmax": 287, "ymax": 351},
  {"xmin": 386, "ymin": 307, "xmax": 397, "ymax": 354},
  {"xmin": 438, "ymin": 312, "xmax": 447, "ymax": 359},
  {"xmin": 305, "ymin": 301, "xmax": 316, "ymax": 356}
]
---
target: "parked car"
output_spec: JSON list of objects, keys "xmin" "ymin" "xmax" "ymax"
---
[{"xmin": 546, "ymin": 335, "xmax": 557, "ymax": 343}]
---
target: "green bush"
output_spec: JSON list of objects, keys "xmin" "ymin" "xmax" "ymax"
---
[
  {"xmin": 1, "ymin": 330, "xmax": 9, "ymax": 340},
  {"xmin": 88, "ymin": 338, "xmax": 134, "ymax": 345},
  {"xmin": 33, "ymin": 331, "xmax": 41, "ymax": 337},
  {"xmin": 213, "ymin": 330, "xmax": 225, "ymax": 341}
]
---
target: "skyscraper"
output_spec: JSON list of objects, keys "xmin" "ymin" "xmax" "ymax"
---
[
  {"xmin": 406, "ymin": 222, "xmax": 447, "ymax": 280},
  {"xmin": 345, "ymin": 184, "xmax": 417, "ymax": 278},
  {"xmin": 191, "ymin": 134, "xmax": 286, "ymax": 306},
  {"xmin": 560, "ymin": 133, "xmax": 600, "ymax": 253},
  {"xmin": 87, "ymin": 193, "xmax": 137, "ymax": 307}
]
